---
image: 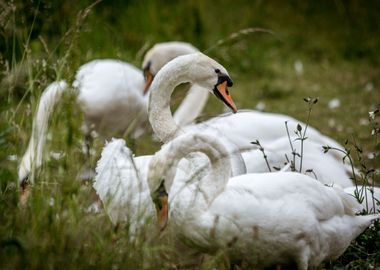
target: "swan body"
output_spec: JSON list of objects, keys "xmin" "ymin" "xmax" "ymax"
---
[
  {"xmin": 147, "ymin": 133, "xmax": 380, "ymax": 269},
  {"xmin": 74, "ymin": 59, "xmax": 147, "ymax": 138}
]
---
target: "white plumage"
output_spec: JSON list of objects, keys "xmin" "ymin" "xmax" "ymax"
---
[
  {"xmin": 94, "ymin": 139, "xmax": 153, "ymax": 231},
  {"xmin": 74, "ymin": 59, "xmax": 148, "ymax": 138},
  {"xmin": 242, "ymin": 136, "xmax": 353, "ymax": 187}
]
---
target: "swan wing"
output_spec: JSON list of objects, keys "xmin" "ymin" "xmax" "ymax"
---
[{"xmin": 94, "ymin": 139, "xmax": 153, "ymax": 225}]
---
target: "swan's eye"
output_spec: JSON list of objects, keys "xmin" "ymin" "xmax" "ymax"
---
[{"xmin": 214, "ymin": 68, "xmax": 221, "ymax": 74}]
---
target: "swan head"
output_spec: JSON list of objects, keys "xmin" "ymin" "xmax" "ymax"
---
[
  {"xmin": 142, "ymin": 41, "xmax": 199, "ymax": 94},
  {"xmin": 147, "ymin": 149, "xmax": 177, "ymax": 231},
  {"xmin": 147, "ymin": 135, "xmax": 198, "ymax": 231},
  {"xmin": 150, "ymin": 179, "xmax": 169, "ymax": 231},
  {"xmin": 187, "ymin": 53, "xmax": 237, "ymax": 113}
]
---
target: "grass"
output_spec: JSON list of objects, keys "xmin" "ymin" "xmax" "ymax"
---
[{"xmin": 1, "ymin": 0, "xmax": 379, "ymax": 268}]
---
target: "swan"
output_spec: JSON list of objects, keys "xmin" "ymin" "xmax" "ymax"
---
[
  {"xmin": 18, "ymin": 41, "xmax": 203, "ymax": 187},
  {"xmin": 147, "ymin": 52, "xmax": 352, "ymax": 187},
  {"xmin": 147, "ymin": 132, "xmax": 380, "ymax": 269}
]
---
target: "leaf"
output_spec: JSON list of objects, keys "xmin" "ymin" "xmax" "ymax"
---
[
  {"xmin": 250, "ymin": 140, "xmax": 259, "ymax": 145},
  {"xmin": 354, "ymin": 145, "xmax": 363, "ymax": 153}
]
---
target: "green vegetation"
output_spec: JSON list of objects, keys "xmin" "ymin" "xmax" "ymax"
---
[{"xmin": 1, "ymin": 0, "xmax": 379, "ymax": 268}]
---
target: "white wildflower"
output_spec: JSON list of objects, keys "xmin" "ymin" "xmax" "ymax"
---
[
  {"xmin": 255, "ymin": 101, "xmax": 266, "ymax": 111},
  {"xmin": 328, "ymin": 98, "xmax": 340, "ymax": 109}
]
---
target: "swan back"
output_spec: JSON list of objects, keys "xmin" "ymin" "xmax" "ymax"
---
[{"xmin": 241, "ymin": 136, "xmax": 353, "ymax": 187}]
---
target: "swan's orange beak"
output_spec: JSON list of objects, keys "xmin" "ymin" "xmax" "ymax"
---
[
  {"xmin": 152, "ymin": 181, "xmax": 169, "ymax": 231},
  {"xmin": 214, "ymin": 81, "xmax": 237, "ymax": 113},
  {"xmin": 156, "ymin": 195, "xmax": 168, "ymax": 231},
  {"xmin": 143, "ymin": 71, "xmax": 154, "ymax": 95}
]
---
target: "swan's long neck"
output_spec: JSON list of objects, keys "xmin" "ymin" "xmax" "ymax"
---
[
  {"xmin": 18, "ymin": 81, "xmax": 68, "ymax": 184},
  {"xmin": 148, "ymin": 56, "xmax": 196, "ymax": 143},
  {"xmin": 150, "ymin": 133, "xmax": 231, "ymax": 209},
  {"xmin": 173, "ymin": 84, "xmax": 209, "ymax": 127}
]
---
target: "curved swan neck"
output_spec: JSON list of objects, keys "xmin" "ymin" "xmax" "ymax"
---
[
  {"xmin": 149, "ymin": 133, "xmax": 231, "ymax": 203},
  {"xmin": 18, "ymin": 81, "xmax": 68, "ymax": 184},
  {"xmin": 148, "ymin": 55, "xmax": 198, "ymax": 143}
]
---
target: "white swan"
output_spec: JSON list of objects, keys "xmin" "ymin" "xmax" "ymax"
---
[
  {"xmin": 18, "ymin": 42, "xmax": 203, "ymax": 186},
  {"xmin": 147, "ymin": 132, "xmax": 380, "ymax": 269},
  {"xmin": 147, "ymin": 52, "xmax": 352, "ymax": 187}
]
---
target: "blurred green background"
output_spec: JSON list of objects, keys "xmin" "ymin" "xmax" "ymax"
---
[{"xmin": 0, "ymin": 0, "xmax": 379, "ymax": 268}]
